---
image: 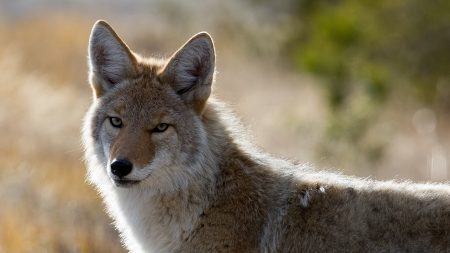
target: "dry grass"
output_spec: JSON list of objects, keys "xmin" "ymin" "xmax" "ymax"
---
[
  {"xmin": 0, "ymin": 15, "xmax": 125, "ymax": 252},
  {"xmin": 0, "ymin": 6, "xmax": 448, "ymax": 252},
  {"xmin": 0, "ymin": 151, "xmax": 123, "ymax": 253}
]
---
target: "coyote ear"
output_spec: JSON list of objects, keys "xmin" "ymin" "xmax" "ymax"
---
[
  {"xmin": 88, "ymin": 20, "xmax": 137, "ymax": 97},
  {"xmin": 161, "ymin": 32, "xmax": 215, "ymax": 113}
]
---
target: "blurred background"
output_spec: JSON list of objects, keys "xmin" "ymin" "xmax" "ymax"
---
[{"xmin": 0, "ymin": 0, "xmax": 449, "ymax": 252}]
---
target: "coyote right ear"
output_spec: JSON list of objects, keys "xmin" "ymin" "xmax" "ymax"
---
[
  {"xmin": 160, "ymin": 32, "xmax": 215, "ymax": 113},
  {"xmin": 88, "ymin": 20, "xmax": 137, "ymax": 98}
]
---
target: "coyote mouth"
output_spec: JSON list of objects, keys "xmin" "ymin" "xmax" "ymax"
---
[{"xmin": 112, "ymin": 179, "xmax": 140, "ymax": 188}]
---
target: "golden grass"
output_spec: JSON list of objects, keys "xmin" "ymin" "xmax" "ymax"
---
[
  {"xmin": 0, "ymin": 15, "xmax": 125, "ymax": 252},
  {"xmin": 0, "ymin": 148, "xmax": 125, "ymax": 253},
  {"xmin": 0, "ymin": 14, "xmax": 91, "ymax": 85}
]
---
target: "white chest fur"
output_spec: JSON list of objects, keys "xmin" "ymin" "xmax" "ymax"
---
[{"xmin": 105, "ymin": 187, "xmax": 204, "ymax": 253}]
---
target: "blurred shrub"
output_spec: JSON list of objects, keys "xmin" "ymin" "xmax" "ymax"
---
[
  {"xmin": 282, "ymin": 0, "xmax": 450, "ymax": 166},
  {"xmin": 288, "ymin": 0, "xmax": 450, "ymax": 108}
]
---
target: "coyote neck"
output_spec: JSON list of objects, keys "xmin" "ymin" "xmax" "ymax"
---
[{"xmin": 112, "ymin": 166, "xmax": 216, "ymax": 253}]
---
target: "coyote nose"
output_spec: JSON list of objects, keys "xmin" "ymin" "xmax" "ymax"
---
[{"xmin": 110, "ymin": 159, "xmax": 133, "ymax": 178}]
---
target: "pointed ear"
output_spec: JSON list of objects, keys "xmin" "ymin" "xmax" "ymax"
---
[
  {"xmin": 88, "ymin": 20, "xmax": 137, "ymax": 98},
  {"xmin": 160, "ymin": 32, "xmax": 215, "ymax": 113}
]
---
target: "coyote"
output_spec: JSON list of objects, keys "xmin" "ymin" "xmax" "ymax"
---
[{"xmin": 83, "ymin": 20, "xmax": 450, "ymax": 253}]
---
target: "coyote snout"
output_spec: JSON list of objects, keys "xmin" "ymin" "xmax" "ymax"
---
[
  {"xmin": 83, "ymin": 20, "xmax": 450, "ymax": 253},
  {"xmin": 110, "ymin": 158, "xmax": 135, "ymax": 186},
  {"xmin": 110, "ymin": 159, "xmax": 133, "ymax": 178},
  {"xmin": 106, "ymin": 118, "xmax": 157, "ymax": 186},
  {"xmin": 108, "ymin": 158, "xmax": 150, "ymax": 187}
]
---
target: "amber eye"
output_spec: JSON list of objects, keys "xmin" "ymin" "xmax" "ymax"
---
[
  {"xmin": 109, "ymin": 117, "xmax": 123, "ymax": 128},
  {"xmin": 153, "ymin": 123, "xmax": 169, "ymax": 133}
]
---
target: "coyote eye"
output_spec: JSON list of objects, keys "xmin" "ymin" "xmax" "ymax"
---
[
  {"xmin": 109, "ymin": 117, "xmax": 123, "ymax": 128},
  {"xmin": 153, "ymin": 123, "xmax": 169, "ymax": 133}
]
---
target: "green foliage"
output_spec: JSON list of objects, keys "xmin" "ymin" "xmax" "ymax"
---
[
  {"xmin": 289, "ymin": 0, "xmax": 450, "ymax": 108},
  {"xmin": 285, "ymin": 0, "xmax": 450, "ymax": 166}
]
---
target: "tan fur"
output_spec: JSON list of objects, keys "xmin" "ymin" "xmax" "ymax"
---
[{"xmin": 83, "ymin": 20, "xmax": 450, "ymax": 253}]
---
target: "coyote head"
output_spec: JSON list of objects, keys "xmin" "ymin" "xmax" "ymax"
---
[{"xmin": 83, "ymin": 21, "xmax": 216, "ymax": 192}]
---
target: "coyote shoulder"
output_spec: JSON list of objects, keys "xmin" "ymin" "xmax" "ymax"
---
[{"xmin": 83, "ymin": 20, "xmax": 450, "ymax": 253}]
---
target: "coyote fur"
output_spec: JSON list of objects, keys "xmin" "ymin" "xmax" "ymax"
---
[{"xmin": 83, "ymin": 20, "xmax": 450, "ymax": 253}]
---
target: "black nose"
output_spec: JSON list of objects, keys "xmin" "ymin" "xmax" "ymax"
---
[{"xmin": 110, "ymin": 159, "xmax": 133, "ymax": 178}]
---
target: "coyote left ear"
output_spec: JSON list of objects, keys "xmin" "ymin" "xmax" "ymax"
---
[
  {"xmin": 88, "ymin": 20, "xmax": 137, "ymax": 98},
  {"xmin": 161, "ymin": 32, "xmax": 215, "ymax": 113}
]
